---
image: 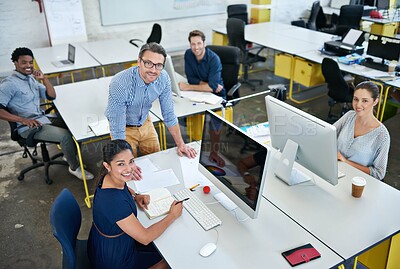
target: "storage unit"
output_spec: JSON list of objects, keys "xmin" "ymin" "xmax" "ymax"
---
[
  {"xmin": 293, "ymin": 57, "xmax": 325, "ymax": 87},
  {"xmin": 274, "ymin": 53, "xmax": 293, "ymax": 80},
  {"xmin": 212, "ymin": 31, "xmax": 228, "ymax": 46},
  {"xmin": 186, "ymin": 108, "xmax": 233, "ymax": 141},
  {"xmin": 370, "ymin": 22, "xmax": 398, "ymax": 37},
  {"xmin": 250, "ymin": 7, "xmax": 271, "ymax": 23},
  {"xmin": 251, "ymin": 0, "xmax": 271, "ymax": 4}
]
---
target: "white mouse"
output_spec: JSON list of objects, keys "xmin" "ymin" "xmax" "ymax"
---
[{"xmin": 199, "ymin": 242, "xmax": 217, "ymax": 257}]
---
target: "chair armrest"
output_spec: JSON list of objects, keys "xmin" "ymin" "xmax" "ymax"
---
[
  {"xmin": 227, "ymin": 82, "xmax": 242, "ymax": 99},
  {"xmin": 129, "ymin": 39, "xmax": 144, "ymax": 48},
  {"xmin": 291, "ymin": 20, "xmax": 307, "ymax": 28}
]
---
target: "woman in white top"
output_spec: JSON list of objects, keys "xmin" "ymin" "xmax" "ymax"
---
[{"xmin": 334, "ymin": 81, "xmax": 390, "ymax": 180}]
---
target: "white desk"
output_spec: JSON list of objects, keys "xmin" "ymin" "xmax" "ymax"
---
[
  {"xmin": 136, "ymin": 146, "xmax": 344, "ymax": 269},
  {"xmin": 78, "ymin": 39, "xmax": 139, "ymax": 66},
  {"xmin": 263, "ymin": 150, "xmax": 400, "ymax": 260},
  {"xmin": 150, "ymin": 96, "xmax": 222, "ymax": 120},
  {"xmin": 32, "ymin": 44, "xmax": 100, "ymax": 75},
  {"xmin": 53, "ymin": 77, "xmax": 161, "ymax": 207}
]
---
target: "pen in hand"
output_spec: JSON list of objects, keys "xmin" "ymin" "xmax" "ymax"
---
[{"xmin": 176, "ymin": 198, "xmax": 190, "ymax": 204}]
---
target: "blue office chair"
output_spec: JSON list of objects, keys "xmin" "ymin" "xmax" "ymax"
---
[{"xmin": 50, "ymin": 188, "xmax": 91, "ymax": 269}]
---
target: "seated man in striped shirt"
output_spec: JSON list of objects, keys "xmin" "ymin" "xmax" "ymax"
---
[{"xmin": 106, "ymin": 43, "xmax": 196, "ymax": 176}]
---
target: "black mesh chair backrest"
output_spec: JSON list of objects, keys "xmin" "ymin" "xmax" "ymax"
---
[
  {"xmin": 307, "ymin": 1, "xmax": 321, "ymax": 30},
  {"xmin": 8, "ymin": 120, "xmax": 22, "ymax": 143},
  {"xmin": 207, "ymin": 45, "xmax": 241, "ymax": 100},
  {"xmin": 227, "ymin": 4, "xmax": 248, "ymax": 24},
  {"xmin": 146, "ymin": 23, "xmax": 162, "ymax": 44},
  {"xmin": 322, "ymin": 58, "xmax": 352, "ymax": 102},
  {"xmin": 227, "ymin": 18, "xmax": 246, "ymax": 54},
  {"xmin": 338, "ymin": 5, "xmax": 363, "ymax": 29}
]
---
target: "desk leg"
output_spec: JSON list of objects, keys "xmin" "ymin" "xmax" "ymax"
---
[
  {"xmin": 73, "ymin": 137, "xmax": 93, "ymax": 208},
  {"xmin": 378, "ymin": 85, "xmax": 391, "ymax": 122}
]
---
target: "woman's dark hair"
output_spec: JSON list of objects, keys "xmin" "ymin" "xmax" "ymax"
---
[
  {"xmin": 96, "ymin": 140, "xmax": 133, "ymax": 184},
  {"xmin": 138, "ymin": 42, "xmax": 167, "ymax": 62},
  {"xmin": 355, "ymin": 81, "xmax": 379, "ymax": 100},
  {"xmin": 11, "ymin": 47, "xmax": 34, "ymax": 62}
]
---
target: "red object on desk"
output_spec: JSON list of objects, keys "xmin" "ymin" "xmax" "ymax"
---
[{"xmin": 203, "ymin": 186, "xmax": 210, "ymax": 194}]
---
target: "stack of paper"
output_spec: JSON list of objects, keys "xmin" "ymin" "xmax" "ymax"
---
[{"xmin": 180, "ymin": 91, "xmax": 223, "ymax": 105}]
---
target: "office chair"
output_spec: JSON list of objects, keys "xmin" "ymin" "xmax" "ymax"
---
[
  {"xmin": 227, "ymin": 4, "xmax": 248, "ymax": 24},
  {"xmin": 291, "ymin": 1, "xmax": 323, "ymax": 31},
  {"xmin": 7, "ymin": 106, "xmax": 68, "ymax": 184},
  {"xmin": 206, "ymin": 45, "xmax": 241, "ymax": 101},
  {"xmin": 129, "ymin": 23, "xmax": 162, "ymax": 48},
  {"xmin": 227, "ymin": 18, "xmax": 266, "ymax": 91},
  {"xmin": 50, "ymin": 188, "xmax": 91, "ymax": 269},
  {"xmin": 321, "ymin": 58, "xmax": 354, "ymax": 121},
  {"xmin": 321, "ymin": 5, "xmax": 363, "ymax": 37}
]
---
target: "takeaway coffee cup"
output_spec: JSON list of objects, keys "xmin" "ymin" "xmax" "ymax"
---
[{"xmin": 351, "ymin": 176, "xmax": 366, "ymax": 198}]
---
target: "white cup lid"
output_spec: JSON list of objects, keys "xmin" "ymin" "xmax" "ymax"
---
[{"xmin": 352, "ymin": 176, "xmax": 366, "ymax": 186}]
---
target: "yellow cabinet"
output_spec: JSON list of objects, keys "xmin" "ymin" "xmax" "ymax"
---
[
  {"xmin": 186, "ymin": 108, "xmax": 233, "ymax": 141},
  {"xmin": 274, "ymin": 53, "xmax": 293, "ymax": 80},
  {"xmin": 293, "ymin": 57, "xmax": 325, "ymax": 87},
  {"xmin": 370, "ymin": 22, "xmax": 398, "ymax": 37},
  {"xmin": 212, "ymin": 31, "xmax": 228, "ymax": 46},
  {"xmin": 250, "ymin": 7, "xmax": 271, "ymax": 23},
  {"xmin": 251, "ymin": 0, "xmax": 271, "ymax": 4}
]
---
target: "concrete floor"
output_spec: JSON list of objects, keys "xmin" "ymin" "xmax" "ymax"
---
[{"xmin": 0, "ymin": 54, "xmax": 399, "ymax": 269}]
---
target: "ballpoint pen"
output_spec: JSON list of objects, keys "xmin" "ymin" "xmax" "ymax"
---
[
  {"xmin": 189, "ymin": 183, "xmax": 200, "ymax": 191},
  {"xmin": 176, "ymin": 198, "xmax": 189, "ymax": 204}
]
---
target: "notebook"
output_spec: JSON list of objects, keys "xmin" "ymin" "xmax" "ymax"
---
[
  {"xmin": 51, "ymin": 44, "xmax": 76, "ymax": 68},
  {"xmin": 143, "ymin": 188, "xmax": 175, "ymax": 219}
]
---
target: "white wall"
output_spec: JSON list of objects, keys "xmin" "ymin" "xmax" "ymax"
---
[{"xmin": 0, "ymin": 0, "xmax": 312, "ymax": 59}]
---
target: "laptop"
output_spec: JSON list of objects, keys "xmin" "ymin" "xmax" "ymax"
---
[
  {"xmin": 326, "ymin": 29, "xmax": 364, "ymax": 48},
  {"xmin": 164, "ymin": 54, "xmax": 182, "ymax": 97},
  {"xmin": 51, "ymin": 44, "xmax": 76, "ymax": 68}
]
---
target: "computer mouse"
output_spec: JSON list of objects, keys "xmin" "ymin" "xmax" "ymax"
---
[
  {"xmin": 199, "ymin": 242, "xmax": 217, "ymax": 257},
  {"xmin": 364, "ymin": 57, "xmax": 373, "ymax": 63}
]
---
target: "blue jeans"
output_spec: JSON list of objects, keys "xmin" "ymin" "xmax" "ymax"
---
[{"xmin": 20, "ymin": 117, "xmax": 79, "ymax": 170}]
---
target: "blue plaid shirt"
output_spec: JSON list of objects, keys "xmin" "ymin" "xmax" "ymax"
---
[{"xmin": 106, "ymin": 66, "xmax": 178, "ymax": 140}]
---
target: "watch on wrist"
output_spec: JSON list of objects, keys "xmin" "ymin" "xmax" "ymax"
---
[{"xmin": 243, "ymin": 172, "xmax": 250, "ymax": 176}]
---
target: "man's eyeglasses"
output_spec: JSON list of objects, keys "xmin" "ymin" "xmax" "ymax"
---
[{"xmin": 140, "ymin": 58, "xmax": 164, "ymax": 70}]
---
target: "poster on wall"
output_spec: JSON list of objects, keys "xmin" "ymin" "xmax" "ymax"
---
[
  {"xmin": 99, "ymin": 0, "xmax": 226, "ymax": 26},
  {"xmin": 43, "ymin": 0, "xmax": 88, "ymax": 46}
]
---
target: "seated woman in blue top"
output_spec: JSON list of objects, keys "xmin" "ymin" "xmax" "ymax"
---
[
  {"xmin": 88, "ymin": 140, "xmax": 182, "ymax": 269},
  {"xmin": 334, "ymin": 81, "xmax": 390, "ymax": 181}
]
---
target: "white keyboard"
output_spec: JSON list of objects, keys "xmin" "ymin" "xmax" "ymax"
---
[{"xmin": 174, "ymin": 188, "xmax": 222, "ymax": 231}]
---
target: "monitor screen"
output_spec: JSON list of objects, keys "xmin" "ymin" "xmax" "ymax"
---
[
  {"xmin": 265, "ymin": 96, "xmax": 338, "ymax": 186},
  {"xmin": 199, "ymin": 110, "xmax": 269, "ymax": 219},
  {"xmin": 367, "ymin": 34, "xmax": 400, "ymax": 62}
]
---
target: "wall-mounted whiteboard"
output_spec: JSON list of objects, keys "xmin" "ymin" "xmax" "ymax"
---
[
  {"xmin": 99, "ymin": 0, "xmax": 226, "ymax": 26},
  {"xmin": 43, "ymin": 0, "xmax": 88, "ymax": 46}
]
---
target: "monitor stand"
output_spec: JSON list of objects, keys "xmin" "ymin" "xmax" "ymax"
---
[{"xmin": 274, "ymin": 139, "xmax": 311, "ymax": 186}]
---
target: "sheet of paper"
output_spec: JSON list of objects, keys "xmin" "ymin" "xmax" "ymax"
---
[
  {"xmin": 133, "ymin": 168, "xmax": 180, "ymax": 193},
  {"xmin": 135, "ymin": 158, "xmax": 159, "ymax": 174},
  {"xmin": 88, "ymin": 119, "xmax": 109, "ymax": 136},
  {"xmin": 180, "ymin": 91, "xmax": 223, "ymax": 105}
]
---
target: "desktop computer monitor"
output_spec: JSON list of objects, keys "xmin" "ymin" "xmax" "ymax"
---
[
  {"xmin": 367, "ymin": 34, "xmax": 400, "ymax": 64},
  {"xmin": 265, "ymin": 96, "xmax": 338, "ymax": 186},
  {"xmin": 198, "ymin": 110, "xmax": 270, "ymax": 219},
  {"xmin": 164, "ymin": 54, "xmax": 182, "ymax": 97}
]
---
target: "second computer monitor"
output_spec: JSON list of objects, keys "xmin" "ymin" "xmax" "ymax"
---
[
  {"xmin": 265, "ymin": 96, "xmax": 338, "ymax": 186},
  {"xmin": 367, "ymin": 34, "xmax": 400, "ymax": 63},
  {"xmin": 199, "ymin": 110, "xmax": 269, "ymax": 219}
]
